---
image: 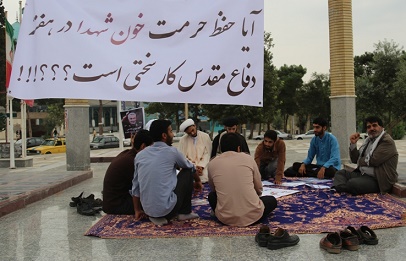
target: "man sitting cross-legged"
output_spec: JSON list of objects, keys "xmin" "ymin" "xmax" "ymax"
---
[
  {"xmin": 284, "ymin": 117, "xmax": 341, "ymax": 179},
  {"xmin": 131, "ymin": 119, "xmax": 203, "ymax": 225},
  {"xmin": 178, "ymin": 118, "xmax": 212, "ymax": 183},
  {"xmin": 254, "ymin": 130, "xmax": 286, "ymax": 185},
  {"xmin": 332, "ymin": 116, "xmax": 398, "ymax": 195},
  {"xmin": 211, "ymin": 116, "xmax": 250, "ymax": 158},
  {"xmin": 102, "ymin": 129, "xmax": 153, "ymax": 215},
  {"xmin": 207, "ymin": 132, "xmax": 277, "ymax": 227}
]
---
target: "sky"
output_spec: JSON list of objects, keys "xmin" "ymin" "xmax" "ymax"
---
[{"xmin": 4, "ymin": 0, "xmax": 406, "ymax": 82}]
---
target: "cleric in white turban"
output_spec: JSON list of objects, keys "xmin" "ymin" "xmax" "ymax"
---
[{"xmin": 177, "ymin": 118, "xmax": 212, "ymax": 183}]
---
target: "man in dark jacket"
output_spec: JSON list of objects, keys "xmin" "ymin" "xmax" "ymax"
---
[
  {"xmin": 102, "ymin": 130, "xmax": 153, "ymax": 214},
  {"xmin": 333, "ymin": 116, "xmax": 398, "ymax": 195},
  {"xmin": 211, "ymin": 117, "xmax": 250, "ymax": 158}
]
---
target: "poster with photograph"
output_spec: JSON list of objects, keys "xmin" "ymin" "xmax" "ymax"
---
[{"xmin": 120, "ymin": 108, "xmax": 145, "ymax": 139}]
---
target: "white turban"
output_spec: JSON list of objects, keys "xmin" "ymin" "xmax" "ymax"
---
[
  {"xmin": 179, "ymin": 119, "xmax": 195, "ymax": 132},
  {"xmin": 144, "ymin": 119, "xmax": 156, "ymax": 131}
]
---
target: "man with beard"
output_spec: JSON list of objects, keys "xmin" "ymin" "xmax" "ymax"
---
[
  {"xmin": 102, "ymin": 129, "xmax": 153, "ymax": 215},
  {"xmin": 254, "ymin": 130, "xmax": 286, "ymax": 185},
  {"xmin": 178, "ymin": 119, "xmax": 212, "ymax": 183},
  {"xmin": 211, "ymin": 117, "xmax": 250, "ymax": 158},
  {"xmin": 284, "ymin": 117, "xmax": 341, "ymax": 179},
  {"xmin": 131, "ymin": 120, "xmax": 203, "ymax": 225},
  {"xmin": 332, "ymin": 116, "xmax": 398, "ymax": 195}
]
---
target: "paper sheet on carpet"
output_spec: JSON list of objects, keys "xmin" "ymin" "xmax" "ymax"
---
[
  {"xmin": 263, "ymin": 181, "xmax": 306, "ymax": 187},
  {"xmin": 192, "ymin": 198, "xmax": 209, "ymax": 206},
  {"xmin": 306, "ymin": 184, "xmax": 331, "ymax": 189},
  {"xmin": 301, "ymin": 177, "xmax": 331, "ymax": 184},
  {"xmin": 262, "ymin": 187, "xmax": 299, "ymax": 198}
]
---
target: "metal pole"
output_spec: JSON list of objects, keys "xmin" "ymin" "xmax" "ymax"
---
[
  {"xmin": 9, "ymin": 97, "xmax": 15, "ymax": 169},
  {"xmin": 21, "ymin": 102, "xmax": 27, "ymax": 157},
  {"xmin": 117, "ymin": 101, "xmax": 124, "ymax": 150},
  {"xmin": 19, "ymin": 1, "xmax": 23, "ymax": 23}
]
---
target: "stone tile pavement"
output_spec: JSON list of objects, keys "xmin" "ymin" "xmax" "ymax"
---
[{"xmin": 1, "ymin": 139, "xmax": 406, "ymax": 260}]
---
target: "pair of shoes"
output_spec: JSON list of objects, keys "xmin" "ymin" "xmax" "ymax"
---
[
  {"xmin": 255, "ymin": 225, "xmax": 270, "ymax": 247},
  {"xmin": 320, "ymin": 229, "xmax": 360, "ymax": 254},
  {"xmin": 178, "ymin": 212, "xmax": 199, "ymax": 221},
  {"xmin": 70, "ymin": 192, "xmax": 103, "ymax": 216},
  {"xmin": 347, "ymin": 225, "xmax": 378, "ymax": 245},
  {"xmin": 266, "ymin": 227, "xmax": 300, "ymax": 250},
  {"xmin": 77, "ymin": 201, "xmax": 100, "ymax": 216}
]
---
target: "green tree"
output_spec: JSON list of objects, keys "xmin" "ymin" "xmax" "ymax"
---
[
  {"xmin": 277, "ymin": 64, "xmax": 306, "ymax": 132},
  {"xmin": 388, "ymin": 52, "xmax": 406, "ymax": 131},
  {"xmin": 261, "ymin": 31, "xmax": 279, "ymax": 132},
  {"xmin": 44, "ymin": 101, "xmax": 65, "ymax": 137},
  {"xmin": 0, "ymin": 113, "xmax": 6, "ymax": 131},
  {"xmin": 294, "ymin": 73, "xmax": 330, "ymax": 133},
  {"xmin": 202, "ymin": 32, "xmax": 279, "ymax": 139},
  {"xmin": 144, "ymin": 102, "xmax": 183, "ymax": 130},
  {"xmin": 354, "ymin": 39, "xmax": 406, "ymax": 135}
]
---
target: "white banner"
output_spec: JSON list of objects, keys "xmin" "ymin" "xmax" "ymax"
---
[{"xmin": 8, "ymin": 0, "xmax": 264, "ymax": 107}]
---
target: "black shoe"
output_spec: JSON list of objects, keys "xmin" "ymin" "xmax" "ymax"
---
[
  {"xmin": 267, "ymin": 228, "xmax": 300, "ymax": 250},
  {"xmin": 76, "ymin": 200, "xmax": 102, "ymax": 216},
  {"xmin": 357, "ymin": 226, "xmax": 378, "ymax": 245},
  {"xmin": 81, "ymin": 194, "xmax": 103, "ymax": 208},
  {"xmin": 255, "ymin": 225, "xmax": 270, "ymax": 247},
  {"xmin": 77, "ymin": 201, "xmax": 98, "ymax": 216},
  {"xmin": 69, "ymin": 192, "xmax": 84, "ymax": 207},
  {"xmin": 347, "ymin": 226, "xmax": 363, "ymax": 244},
  {"xmin": 72, "ymin": 192, "xmax": 103, "ymax": 216}
]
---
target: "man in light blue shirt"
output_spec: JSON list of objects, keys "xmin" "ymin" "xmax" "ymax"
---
[
  {"xmin": 131, "ymin": 119, "xmax": 202, "ymax": 225},
  {"xmin": 284, "ymin": 117, "xmax": 341, "ymax": 179}
]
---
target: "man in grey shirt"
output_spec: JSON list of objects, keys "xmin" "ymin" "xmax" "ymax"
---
[{"xmin": 131, "ymin": 119, "xmax": 202, "ymax": 225}]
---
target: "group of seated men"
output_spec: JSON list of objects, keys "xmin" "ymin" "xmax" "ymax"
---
[{"xmin": 102, "ymin": 115, "xmax": 398, "ymax": 227}]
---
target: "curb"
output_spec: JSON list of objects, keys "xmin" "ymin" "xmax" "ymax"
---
[{"xmin": 0, "ymin": 170, "xmax": 93, "ymax": 218}]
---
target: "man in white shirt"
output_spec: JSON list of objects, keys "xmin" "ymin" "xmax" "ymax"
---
[{"xmin": 178, "ymin": 119, "xmax": 212, "ymax": 183}]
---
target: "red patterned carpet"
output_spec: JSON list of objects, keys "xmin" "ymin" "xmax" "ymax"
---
[{"xmin": 85, "ymin": 181, "xmax": 406, "ymax": 239}]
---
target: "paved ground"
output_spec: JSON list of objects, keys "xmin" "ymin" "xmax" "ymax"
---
[{"xmin": 1, "ymin": 139, "xmax": 406, "ymax": 260}]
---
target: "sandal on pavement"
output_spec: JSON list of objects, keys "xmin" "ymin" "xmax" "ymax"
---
[
  {"xmin": 339, "ymin": 229, "xmax": 359, "ymax": 251},
  {"xmin": 347, "ymin": 226, "xmax": 364, "ymax": 244},
  {"xmin": 357, "ymin": 226, "xmax": 378, "ymax": 245}
]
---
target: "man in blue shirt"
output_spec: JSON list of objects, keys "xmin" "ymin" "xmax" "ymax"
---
[
  {"xmin": 131, "ymin": 119, "xmax": 202, "ymax": 225},
  {"xmin": 284, "ymin": 118, "xmax": 341, "ymax": 179}
]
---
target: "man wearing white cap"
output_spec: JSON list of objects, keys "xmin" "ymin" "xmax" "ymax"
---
[{"xmin": 178, "ymin": 119, "xmax": 212, "ymax": 183}]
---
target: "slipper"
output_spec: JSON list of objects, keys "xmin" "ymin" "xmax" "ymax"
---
[
  {"xmin": 357, "ymin": 226, "xmax": 378, "ymax": 245},
  {"xmin": 347, "ymin": 226, "xmax": 363, "ymax": 244}
]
